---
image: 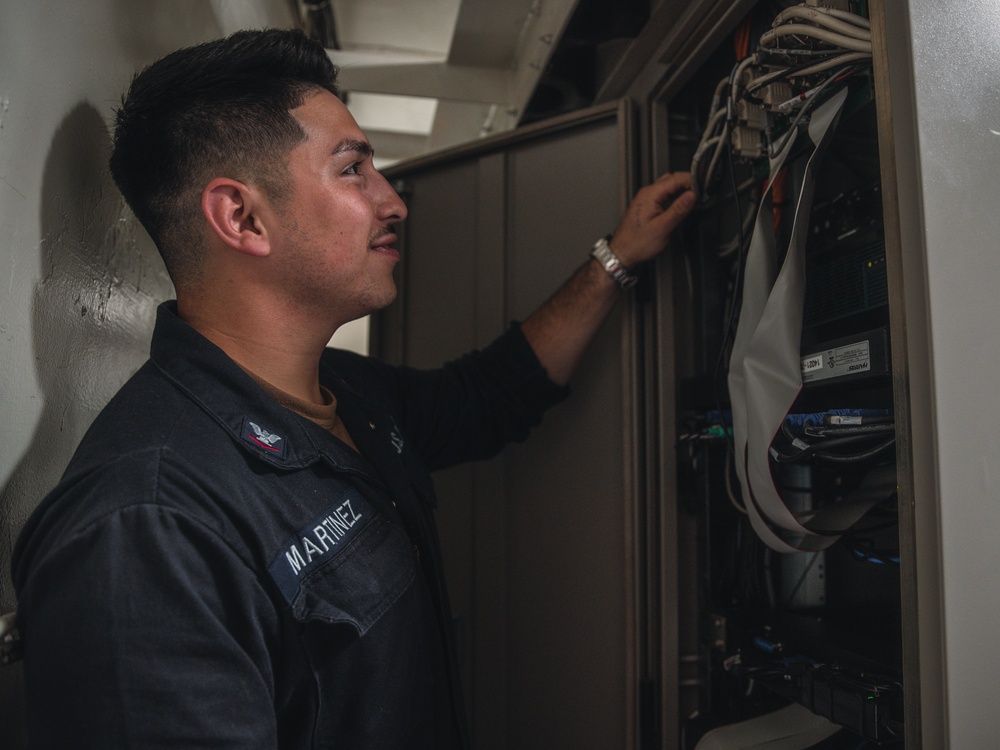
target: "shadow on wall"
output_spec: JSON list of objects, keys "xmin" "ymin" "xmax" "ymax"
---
[{"xmin": 0, "ymin": 102, "xmax": 173, "ymax": 746}]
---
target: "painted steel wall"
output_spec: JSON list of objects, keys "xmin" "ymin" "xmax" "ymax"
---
[
  {"xmin": 891, "ymin": 0, "xmax": 1000, "ymax": 745},
  {"xmin": 874, "ymin": 0, "xmax": 1000, "ymax": 744},
  {"xmin": 0, "ymin": 2, "xmax": 293, "ymax": 744}
]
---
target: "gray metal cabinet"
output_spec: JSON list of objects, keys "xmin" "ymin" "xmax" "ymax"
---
[{"xmin": 374, "ymin": 101, "xmax": 650, "ymax": 750}]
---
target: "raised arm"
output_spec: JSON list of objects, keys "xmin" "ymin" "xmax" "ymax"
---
[{"xmin": 520, "ymin": 171, "xmax": 696, "ymax": 386}]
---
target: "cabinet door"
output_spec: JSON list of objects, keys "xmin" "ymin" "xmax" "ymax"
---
[{"xmin": 373, "ymin": 101, "xmax": 644, "ymax": 750}]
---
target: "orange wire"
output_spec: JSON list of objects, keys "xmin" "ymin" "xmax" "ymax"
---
[
  {"xmin": 772, "ymin": 168, "xmax": 788, "ymax": 232},
  {"xmin": 735, "ymin": 20, "xmax": 751, "ymax": 59}
]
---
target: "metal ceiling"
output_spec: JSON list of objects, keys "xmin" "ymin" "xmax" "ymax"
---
[
  {"xmin": 212, "ymin": 0, "xmax": 649, "ymax": 167},
  {"xmin": 313, "ymin": 0, "xmax": 582, "ymax": 166}
]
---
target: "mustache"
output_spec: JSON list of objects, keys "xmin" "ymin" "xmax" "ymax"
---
[{"xmin": 368, "ymin": 228, "xmax": 395, "ymax": 247}]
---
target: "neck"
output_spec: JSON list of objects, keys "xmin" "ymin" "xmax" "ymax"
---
[{"xmin": 178, "ymin": 294, "xmax": 336, "ymax": 406}]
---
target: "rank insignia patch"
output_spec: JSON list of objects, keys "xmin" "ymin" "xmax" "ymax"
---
[{"xmin": 242, "ymin": 417, "xmax": 287, "ymax": 459}]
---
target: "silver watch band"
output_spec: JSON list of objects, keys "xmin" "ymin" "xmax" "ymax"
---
[{"xmin": 590, "ymin": 236, "xmax": 638, "ymax": 290}]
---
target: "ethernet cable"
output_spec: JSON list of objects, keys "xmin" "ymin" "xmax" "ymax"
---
[
  {"xmin": 760, "ymin": 24, "xmax": 872, "ymax": 54},
  {"xmin": 772, "ymin": 5, "xmax": 873, "ymax": 40}
]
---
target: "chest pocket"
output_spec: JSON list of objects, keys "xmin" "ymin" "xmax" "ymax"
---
[{"xmin": 267, "ymin": 486, "xmax": 416, "ymax": 636}]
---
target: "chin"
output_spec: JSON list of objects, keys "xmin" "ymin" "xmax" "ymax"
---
[{"xmin": 365, "ymin": 283, "xmax": 398, "ymax": 314}]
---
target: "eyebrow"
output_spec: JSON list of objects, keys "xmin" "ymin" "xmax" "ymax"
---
[{"xmin": 333, "ymin": 138, "xmax": 374, "ymax": 159}]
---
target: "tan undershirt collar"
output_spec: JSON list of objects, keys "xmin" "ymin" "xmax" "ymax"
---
[{"xmin": 243, "ymin": 369, "xmax": 359, "ymax": 453}]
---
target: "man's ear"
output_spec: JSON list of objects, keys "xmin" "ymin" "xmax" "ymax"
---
[{"xmin": 201, "ymin": 178, "xmax": 272, "ymax": 257}]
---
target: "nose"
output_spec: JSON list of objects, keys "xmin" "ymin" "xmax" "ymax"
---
[{"xmin": 374, "ymin": 171, "xmax": 408, "ymax": 223}]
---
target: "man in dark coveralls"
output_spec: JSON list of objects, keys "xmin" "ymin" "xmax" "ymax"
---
[{"xmin": 12, "ymin": 28, "xmax": 695, "ymax": 749}]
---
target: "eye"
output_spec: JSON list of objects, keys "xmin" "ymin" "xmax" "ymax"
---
[{"xmin": 344, "ymin": 162, "xmax": 363, "ymax": 176}]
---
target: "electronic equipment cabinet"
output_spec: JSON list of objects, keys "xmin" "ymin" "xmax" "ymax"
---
[{"xmin": 654, "ymin": 1, "xmax": 907, "ymax": 747}]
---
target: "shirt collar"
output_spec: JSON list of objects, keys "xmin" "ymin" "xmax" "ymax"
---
[{"xmin": 148, "ymin": 301, "xmax": 378, "ymax": 479}]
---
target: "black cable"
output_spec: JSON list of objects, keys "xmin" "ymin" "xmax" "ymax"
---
[
  {"xmin": 815, "ymin": 437, "xmax": 895, "ymax": 464},
  {"xmin": 772, "ymin": 432, "xmax": 883, "ymax": 462},
  {"xmin": 711, "ymin": 143, "xmax": 752, "ymax": 462},
  {"xmin": 772, "ymin": 420, "xmax": 900, "ymax": 462},
  {"xmin": 780, "ymin": 419, "xmax": 800, "ymax": 444}
]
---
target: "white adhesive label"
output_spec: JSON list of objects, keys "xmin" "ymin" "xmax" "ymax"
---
[
  {"xmin": 802, "ymin": 339, "xmax": 871, "ymax": 383},
  {"xmin": 801, "ymin": 354, "xmax": 824, "ymax": 373}
]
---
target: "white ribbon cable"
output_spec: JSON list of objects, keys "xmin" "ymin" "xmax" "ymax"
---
[
  {"xmin": 727, "ymin": 134, "xmax": 798, "ymax": 551},
  {"xmin": 730, "ymin": 87, "xmax": 886, "ymax": 552},
  {"xmin": 744, "ymin": 88, "xmax": 848, "ymax": 548}
]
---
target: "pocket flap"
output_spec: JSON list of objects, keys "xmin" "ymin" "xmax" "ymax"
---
[{"xmin": 268, "ymin": 488, "xmax": 416, "ymax": 636}]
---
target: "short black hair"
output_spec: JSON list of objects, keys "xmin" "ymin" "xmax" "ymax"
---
[{"xmin": 109, "ymin": 28, "xmax": 339, "ymax": 286}]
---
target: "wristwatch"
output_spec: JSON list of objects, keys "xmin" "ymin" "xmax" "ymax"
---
[{"xmin": 590, "ymin": 236, "xmax": 638, "ymax": 290}]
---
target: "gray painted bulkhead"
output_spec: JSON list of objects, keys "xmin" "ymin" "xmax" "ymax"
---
[{"xmin": 375, "ymin": 101, "xmax": 642, "ymax": 749}]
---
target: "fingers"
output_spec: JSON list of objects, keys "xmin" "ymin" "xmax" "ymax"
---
[
  {"xmin": 650, "ymin": 171, "xmax": 694, "ymax": 202},
  {"xmin": 653, "ymin": 176, "xmax": 696, "ymax": 232},
  {"xmin": 640, "ymin": 172, "xmax": 696, "ymax": 237},
  {"xmin": 633, "ymin": 171, "xmax": 695, "ymax": 222},
  {"xmin": 609, "ymin": 172, "xmax": 695, "ymax": 266}
]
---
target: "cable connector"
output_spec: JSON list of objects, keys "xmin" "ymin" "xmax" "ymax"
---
[
  {"xmin": 731, "ymin": 126, "xmax": 765, "ymax": 158},
  {"xmin": 759, "ymin": 80, "xmax": 795, "ymax": 111},
  {"xmin": 736, "ymin": 100, "xmax": 767, "ymax": 129}
]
